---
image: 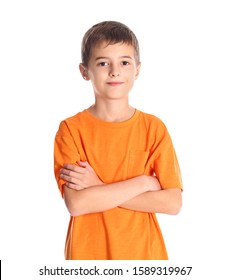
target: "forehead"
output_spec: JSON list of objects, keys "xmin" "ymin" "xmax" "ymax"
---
[{"xmin": 90, "ymin": 41, "xmax": 135, "ymax": 58}]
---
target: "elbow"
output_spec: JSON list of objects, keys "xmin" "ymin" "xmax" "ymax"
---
[
  {"xmin": 169, "ymin": 204, "xmax": 182, "ymax": 215},
  {"xmin": 67, "ymin": 206, "xmax": 82, "ymax": 217},
  {"xmin": 64, "ymin": 199, "xmax": 78, "ymax": 216},
  {"xmin": 169, "ymin": 196, "xmax": 182, "ymax": 215},
  {"xmin": 63, "ymin": 190, "xmax": 87, "ymax": 217},
  {"xmin": 67, "ymin": 206, "xmax": 86, "ymax": 217},
  {"xmin": 66, "ymin": 199, "xmax": 87, "ymax": 217}
]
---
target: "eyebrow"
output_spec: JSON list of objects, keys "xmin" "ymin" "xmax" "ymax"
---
[{"xmin": 95, "ymin": 56, "xmax": 133, "ymax": 61}]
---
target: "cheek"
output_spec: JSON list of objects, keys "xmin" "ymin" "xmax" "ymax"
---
[
  {"xmin": 128, "ymin": 72, "xmax": 138, "ymax": 81},
  {"xmin": 90, "ymin": 74, "xmax": 105, "ymax": 90},
  {"xmin": 89, "ymin": 69, "xmax": 106, "ymax": 80}
]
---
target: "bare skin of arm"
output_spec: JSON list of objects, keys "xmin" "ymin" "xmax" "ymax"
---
[
  {"xmin": 60, "ymin": 161, "xmax": 182, "ymax": 216},
  {"xmin": 119, "ymin": 188, "xmax": 182, "ymax": 215}
]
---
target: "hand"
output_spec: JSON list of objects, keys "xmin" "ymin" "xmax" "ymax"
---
[
  {"xmin": 143, "ymin": 175, "xmax": 162, "ymax": 192},
  {"xmin": 60, "ymin": 161, "xmax": 104, "ymax": 190}
]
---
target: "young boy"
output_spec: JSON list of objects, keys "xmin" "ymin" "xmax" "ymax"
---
[{"xmin": 54, "ymin": 21, "xmax": 183, "ymax": 260}]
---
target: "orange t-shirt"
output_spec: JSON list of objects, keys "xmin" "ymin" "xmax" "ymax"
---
[{"xmin": 54, "ymin": 109, "xmax": 183, "ymax": 260}]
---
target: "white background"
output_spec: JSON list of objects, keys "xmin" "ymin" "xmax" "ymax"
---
[{"xmin": 0, "ymin": 0, "xmax": 228, "ymax": 279}]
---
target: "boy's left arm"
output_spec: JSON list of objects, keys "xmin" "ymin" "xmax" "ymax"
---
[{"xmin": 119, "ymin": 188, "xmax": 182, "ymax": 215}]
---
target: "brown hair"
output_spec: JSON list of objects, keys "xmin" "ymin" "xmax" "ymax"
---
[{"xmin": 81, "ymin": 21, "xmax": 140, "ymax": 67}]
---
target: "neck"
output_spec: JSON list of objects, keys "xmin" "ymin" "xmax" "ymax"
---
[{"xmin": 87, "ymin": 100, "xmax": 135, "ymax": 122}]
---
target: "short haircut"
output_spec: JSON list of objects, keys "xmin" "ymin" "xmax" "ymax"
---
[{"xmin": 81, "ymin": 21, "xmax": 140, "ymax": 67}]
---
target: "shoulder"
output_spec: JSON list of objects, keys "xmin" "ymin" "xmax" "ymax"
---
[
  {"xmin": 56, "ymin": 110, "xmax": 87, "ymax": 135},
  {"xmin": 65, "ymin": 110, "xmax": 86, "ymax": 123},
  {"xmin": 60, "ymin": 110, "xmax": 87, "ymax": 126},
  {"xmin": 138, "ymin": 110, "xmax": 167, "ymax": 130},
  {"xmin": 137, "ymin": 110, "xmax": 172, "ymax": 144}
]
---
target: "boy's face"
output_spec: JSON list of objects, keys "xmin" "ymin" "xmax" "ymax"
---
[{"xmin": 80, "ymin": 41, "xmax": 141, "ymax": 101}]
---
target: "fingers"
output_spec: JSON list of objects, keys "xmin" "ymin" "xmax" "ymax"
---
[
  {"xmin": 78, "ymin": 161, "xmax": 87, "ymax": 168},
  {"xmin": 60, "ymin": 161, "xmax": 101, "ymax": 190},
  {"xmin": 63, "ymin": 161, "xmax": 93, "ymax": 171},
  {"xmin": 63, "ymin": 163, "xmax": 87, "ymax": 174},
  {"xmin": 60, "ymin": 162, "xmax": 89, "ymax": 190},
  {"xmin": 64, "ymin": 182, "xmax": 84, "ymax": 191},
  {"xmin": 78, "ymin": 161, "xmax": 94, "ymax": 172},
  {"xmin": 60, "ymin": 172, "xmax": 82, "ymax": 184}
]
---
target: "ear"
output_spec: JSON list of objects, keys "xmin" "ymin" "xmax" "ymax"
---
[
  {"xmin": 135, "ymin": 62, "xmax": 141, "ymax": 80},
  {"xmin": 79, "ymin": 63, "xmax": 90, "ymax": 80}
]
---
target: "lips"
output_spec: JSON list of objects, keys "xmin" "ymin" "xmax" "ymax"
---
[{"xmin": 107, "ymin": 82, "xmax": 124, "ymax": 86}]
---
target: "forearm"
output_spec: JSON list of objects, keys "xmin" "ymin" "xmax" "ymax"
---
[
  {"xmin": 119, "ymin": 188, "xmax": 182, "ymax": 215},
  {"xmin": 64, "ymin": 175, "xmax": 151, "ymax": 216}
]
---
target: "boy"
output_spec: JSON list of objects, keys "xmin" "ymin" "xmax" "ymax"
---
[{"xmin": 54, "ymin": 21, "xmax": 183, "ymax": 260}]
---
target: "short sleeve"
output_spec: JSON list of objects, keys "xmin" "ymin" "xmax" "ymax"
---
[
  {"xmin": 54, "ymin": 121, "xmax": 80, "ymax": 197},
  {"xmin": 151, "ymin": 124, "xmax": 183, "ymax": 190}
]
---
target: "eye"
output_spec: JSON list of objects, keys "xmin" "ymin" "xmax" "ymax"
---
[
  {"xmin": 98, "ymin": 61, "xmax": 109, "ymax": 67},
  {"xmin": 121, "ymin": 61, "xmax": 130, "ymax": 66}
]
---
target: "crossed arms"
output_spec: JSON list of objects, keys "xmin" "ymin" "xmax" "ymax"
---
[{"xmin": 60, "ymin": 161, "xmax": 182, "ymax": 217}]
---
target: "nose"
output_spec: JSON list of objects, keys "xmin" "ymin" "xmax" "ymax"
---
[{"xmin": 109, "ymin": 65, "xmax": 120, "ymax": 78}]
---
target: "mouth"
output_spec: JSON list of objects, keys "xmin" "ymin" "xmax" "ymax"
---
[{"xmin": 107, "ymin": 81, "xmax": 124, "ymax": 86}]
